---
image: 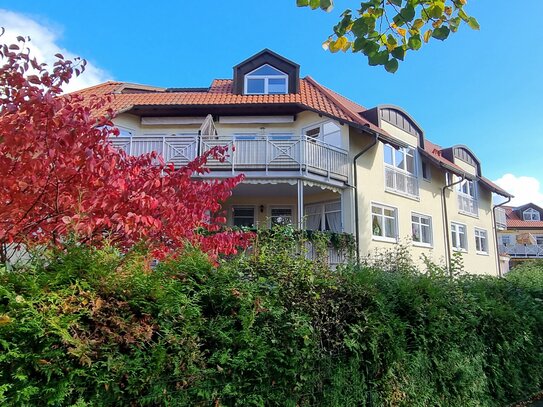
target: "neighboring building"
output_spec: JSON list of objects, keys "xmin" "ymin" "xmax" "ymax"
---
[
  {"xmin": 78, "ymin": 49, "xmax": 511, "ymax": 275},
  {"xmin": 497, "ymin": 203, "xmax": 543, "ymax": 270}
]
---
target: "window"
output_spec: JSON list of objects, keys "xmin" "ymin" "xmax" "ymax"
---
[
  {"xmin": 421, "ymin": 162, "xmax": 431, "ymax": 181},
  {"xmin": 411, "ymin": 213, "xmax": 432, "ymax": 246},
  {"xmin": 458, "ymin": 179, "xmax": 476, "ymax": 198},
  {"xmin": 523, "ymin": 208, "xmax": 540, "ymax": 221},
  {"xmin": 384, "ymin": 144, "xmax": 416, "ymax": 174},
  {"xmin": 303, "ymin": 121, "xmax": 342, "ymax": 147},
  {"xmin": 384, "ymin": 144, "xmax": 419, "ymax": 197},
  {"xmin": 457, "ymin": 179, "xmax": 478, "ymax": 216},
  {"xmin": 304, "ymin": 201, "xmax": 342, "ymax": 233},
  {"xmin": 475, "ymin": 228, "xmax": 488, "ymax": 254},
  {"xmin": 270, "ymin": 207, "xmax": 292, "ymax": 225},
  {"xmin": 232, "ymin": 206, "xmax": 255, "ymax": 227},
  {"xmin": 451, "ymin": 222, "xmax": 467, "ymax": 251},
  {"xmin": 244, "ymin": 64, "xmax": 288, "ymax": 95},
  {"xmin": 371, "ymin": 203, "xmax": 397, "ymax": 241},
  {"xmin": 501, "ymin": 235, "xmax": 513, "ymax": 246}
]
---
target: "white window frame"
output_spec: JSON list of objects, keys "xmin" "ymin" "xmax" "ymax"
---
[
  {"xmin": 244, "ymin": 64, "xmax": 288, "ymax": 95},
  {"xmin": 302, "ymin": 120, "xmax": 342, "ymax": 147},
  {"xmin": 269, "ymin": 206, "xmax": 293, "ymax": 227},
  {"xmin": 232, "ymin": 206, "xmax": 256, "ymax": 228},
  {"xmin": 371, "ymin": 202, "xmax": 398, "ymax": 243},
  {"xmin": 384, "ymin": 144, "xmax": 417, "ymax": 176},
  {"xmin": 451, "ymin": 222, "xmax": 468, "ymax": 252},
  {"xmin": 458, "ymin": 179, "xmax": 476, "ymax": 198},
  {"xmin": 304, "ymin": 200, "xmax": 342, "ymax": 233},
  {"xmin": 474, "ymin": 228, "xmax": 488, "ymax": 255},
  {"xmin": 457, "ymin": 178, "xmax": 478, "ymax": 217},
  {"xmin": 523, "ymin": 208, "xmax": 540, "ymax": 221},
  {"xmin": 411, "ymin": 212, "xmax": 433, "ymax": 247}
]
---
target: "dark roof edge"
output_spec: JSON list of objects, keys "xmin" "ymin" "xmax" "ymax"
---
[{"xmin": 233, "ymin": 48, "xmax": 300, "ymax": 70}]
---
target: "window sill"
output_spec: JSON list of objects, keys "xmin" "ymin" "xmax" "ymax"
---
[
  {"xmin": 452, "ymin": 248, "xmax": 467, "ymax": 253},
  {"xmin": 458, "ymin": 210, "xmax": 479, "ymax": 219},
  {"xmin": 413, "ymin": 242, "xmax": 433, "ymax": 249},
  {"xmin": 372, "ymin": 236, "xmax": 398, "ymax": 244},
  {"xmin": 385, "ymin": 188, "xmax": 420, "ymax": 201},
  {"xmin": 476, "ymin": 251, "xmax": 489, "ymax": 256}
]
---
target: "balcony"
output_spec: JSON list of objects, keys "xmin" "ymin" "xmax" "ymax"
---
[
  {"xmin": 384, "ymin": 166, "xmax": 419, "ymax": 198},
  {"xmin": 110, "ymin": 134, "xmax": 350, "ymax": 184},
  {"xmin": 458, "ymin": 194, "xmax": 478, "ymax": 217},
  {"xmin": 499, "ymin": 244, "xmax": 543, "ymax": 258}
]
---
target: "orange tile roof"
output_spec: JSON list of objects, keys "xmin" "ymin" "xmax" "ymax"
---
[
  {"xmin": 503, "ymin": 206, "xmax": 543, "ymax": 228},
  {"xmin": 75, "ymin": 77, "xmax": 512, "ymax": 198}
]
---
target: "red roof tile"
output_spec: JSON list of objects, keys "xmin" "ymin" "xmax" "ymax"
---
[
  {"xmin": 74, "ymin": 77, "xmax": 512, "ymax": 198},
  {"xmin": 503, "ymin": 206, "xmax": 543, "ymax": 228}
]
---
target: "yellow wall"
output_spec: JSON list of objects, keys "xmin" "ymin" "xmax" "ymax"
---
[{"xmin": 352, "ymin": 125, "xmax": 499, "ymax": 276}]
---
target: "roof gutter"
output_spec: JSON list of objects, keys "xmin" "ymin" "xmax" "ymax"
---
[
  {"xmin": 442, "ymin": 173, "xmax": 467, "ymax": 275},
  {"xmin": 493, "ymin": 196, "xmax": 512, "ymax": 278}
]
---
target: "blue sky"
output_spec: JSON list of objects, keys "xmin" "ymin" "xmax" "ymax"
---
[{"xmin": 2, "ymin": 1, "xmax": 543, "ymax": 205}]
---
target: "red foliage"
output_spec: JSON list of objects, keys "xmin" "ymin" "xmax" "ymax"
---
[{"xmin": 0, "ymin": 36, "xmax": 252, "ymax": 259}]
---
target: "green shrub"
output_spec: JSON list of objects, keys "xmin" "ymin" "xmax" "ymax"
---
[{"xmin": 0, "ymin": 235, "xmax": 542, "ymax": 406}]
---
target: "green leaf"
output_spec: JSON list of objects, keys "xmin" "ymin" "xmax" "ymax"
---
[
  {"xmin": 399, "ymin": 6, "xmax": 415, "ymax": 23},
  {"xmin": 467, "ymin": 17, "xmax": 480, "ymax": 30},
  {"xmin": 362, "ymin": 40, "xmax": 380, "ymax": 56},
  {"xmin": 352, "ymin": 37, "xmax": 367, "ymax": 52},
  {"xmin": 407, "ymin": 34, "xmax": 422, "ymax": 50},
  {"xmin": 309, "ymin": 0, "xmax": 320, "ymax": 9},
  {"xmin": 391, "ymin": 46, "xmax": 405, "ymax": 61},
  {"xmin": 351, "ymin": 18, "xmax": 370, "ymax": 37},
  {"xmin": 320, "ymin": 0, "xmax": 333, "ymax": 11},
  {"xmin": 296, "ymin": 0, "xmax": 310, "ymax": 6},
  {"xmin": 458, "ymin": 9, "xmax": 469, "ymax": 22},
  {"xmin": 389, "ymin": 0, "xmax": 402, "ymax": 6},
  {"xmin": 428, "ymin": 3, "xmax": 445, "ymax": 19},
  {"xmin": 368, "ymin": 50, "xmax": 389, "ymax": 66},
  {"xmin": 432, "ymin": 26, "xmax": 450, "ymax": 40},
  {"xmin": 385, "ymin": 58, "xmax": 399, "ymax": 73}
]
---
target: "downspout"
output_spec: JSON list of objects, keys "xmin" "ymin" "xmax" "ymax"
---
[
  {"xmin": 353, "ymin": 134, "xmax": 378, "ymax": 264},
  {"xmin": 493, "ymin": 196, "xmax": 511, "ymax": 277},
  {"xmin": 441, "ymin": 173, "xmax": 466, "ymax": 275}
]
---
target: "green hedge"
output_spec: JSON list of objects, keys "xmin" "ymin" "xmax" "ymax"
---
[{"xmin": 0, "ymin": 241, "xmax": 542, "ymax": 406}]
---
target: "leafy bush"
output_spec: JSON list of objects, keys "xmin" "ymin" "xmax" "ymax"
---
[{"xmin": 1, "ymin": 235, "xmax": 542, "ymax": 406}]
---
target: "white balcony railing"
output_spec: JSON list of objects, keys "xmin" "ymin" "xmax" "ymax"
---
[
  {"xmin": 499, "ymin": 244, "xmax": 543, "ymax": 258},
  {"xmin": 111, "ymin": 134, "xmax": 350, "ymax": 183},
  {"xmin": 384, "ymin": 166, "xmax": 419, "ymax": 198},
  {"xmin": 495, "ymin": 207, "xmax": 507, "ymax": 230},
  {"xmin": 458, "ymin": 194, "xmax": 478, "ymax": 217}
]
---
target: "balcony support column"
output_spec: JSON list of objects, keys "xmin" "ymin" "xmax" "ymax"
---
[{"xmin": 297, "ymin": 180, "xmax": 304, "ymax": 230}]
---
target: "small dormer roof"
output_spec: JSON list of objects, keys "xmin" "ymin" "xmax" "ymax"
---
[{"xmin": 232, "ymin": 49, "xmax": 300, "ymax": 95}]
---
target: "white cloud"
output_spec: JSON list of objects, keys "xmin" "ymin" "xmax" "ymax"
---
[
  {"xmin": 494, "ymin": 173, "xmax": 543, "ymax": 207},
  {"xmin": 0, "ymin": 9, "xmax": 111, "ymax": 92}
]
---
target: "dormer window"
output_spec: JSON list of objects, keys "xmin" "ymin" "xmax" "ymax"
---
[
  {"xmin": 523, "ymin": 208, "xmax": 540, "ymax": 221},
  {"xmin": 244, "ymin": 64, "xmax": 288, "ymax": 95}
]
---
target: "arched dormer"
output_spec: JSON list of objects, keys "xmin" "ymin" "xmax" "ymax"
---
[
  {"xmin": 233, "ymin": 49, "xmax": 300, "ymax": 95},
  {"xmin": 361, "ymin": 104, "xmax": 425, "ymax": 147},
  {"xmin": 442, "ymin": 145, "xmax": 482, "ymax": 176}
]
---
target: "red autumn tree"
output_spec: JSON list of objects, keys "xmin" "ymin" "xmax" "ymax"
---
[{"xmin": 0, "ymin": 36, "xmax": 251, "ymax": 261}]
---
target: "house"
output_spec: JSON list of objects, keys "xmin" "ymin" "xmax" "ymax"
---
[
  {"xmin": 497, "ymin": 203, "xmax": 543, "ymax": 270},
  {"xmin": 78, "ymin": 49, "xmax": 512, "ymax": 275}
]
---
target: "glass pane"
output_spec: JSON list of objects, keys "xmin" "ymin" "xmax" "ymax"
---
[
  {"xmin": 372, "ymin": 206, "xmax": 382, "ymax": 215},
  {"xmin": 421, "ymin": 225, "xmax": 430, "ymax": 243},
  {"xmin": 305, "ymin": 127, "xmax": 320, "ymax": 138},
  {"xmin": 412, "ymin": 223, "xmax": 421, "ymax": 242},
  {"xmin": 372, "ymin": 214, "xmax": 382, "ymax": 236},
  {"xmin": 325, "ymin": 201, "xmax": 341, "ymax": 212},
  {"xmin": 246, "ymin": 78, "xmax": 265, "ymax": 94},
  {"xmin": 459, "ymin": 231, "xmax": 466, "ymax": 249},
  {"xmin": 395, "ymin": 149, "xmax": 405, "ymax": 170},
  {"xmin": 384, "ymin": 145, "xmax": 393, "ymax": 165},
  {"xmin": 323, "ymin": 122, "xmax": 341, "ymax": 135},
  {"xmin": 384, "ymin": 217, "xmax": 395, "ymax": 238},
  {"xmin": 384, "ymin": 208, "xmax": 394, "ymax": 217},
  {"xmin": 234, "ymin": 208, "xmax": 254, "ymax": 217},
  {"xmin": 406, "ymin": 154, "xmax": 415, "ymax": 174},
  {"xmin": 249, "ymin": 64, "xmax": 286, "ymax": 76},
  {"xmin": 268, "ymin": 78, "xmax": 287, "ymax": 94}
]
